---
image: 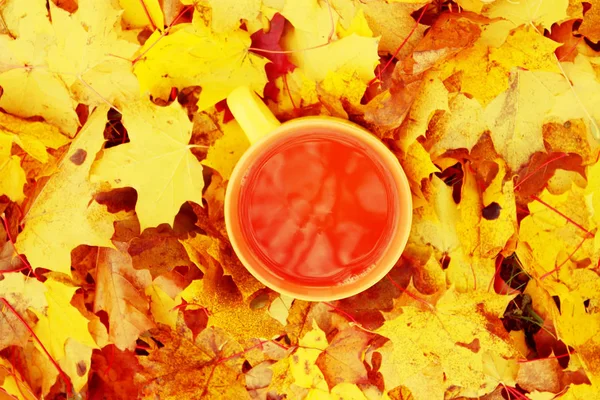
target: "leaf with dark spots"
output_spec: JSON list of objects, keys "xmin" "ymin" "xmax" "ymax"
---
[
  {"xmin": 103, "ymin": 108, "xmax": 128, "ymax": 148},
  {"xmin": 435, "ymin": 162, "xmax": 463, "ymax": 203},
  {"xmin": 69, "ymin": 148, "xmax": 87, "ymax": 165},
  {"xmin": 94, "ymin": 187, "xmax": 138, "ymax": 213},
  {"xmin": 456, "ymin": 338, "xmax": 480, "ymax": 353},
  {"xmin": 498, "ymin": 253, "xmax": 530, "ymax": 293},
  {"xmin": 76, "ymin": 360, "xmax": 87, "ymax": 376},
  {"xmin": 482, "ymin": 202, "xmax": 502, "ymax": 220},
  {"xmin": 502, "ymin": 294, "xmax": 542, "ymax": 350}
]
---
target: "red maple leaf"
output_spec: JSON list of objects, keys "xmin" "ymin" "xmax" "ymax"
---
[{"xmin": 250, "ymin": 13, "xmax": 296, "ymax": 102}]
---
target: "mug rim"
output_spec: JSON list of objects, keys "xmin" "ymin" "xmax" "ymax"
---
[{"xmin": 224, "ymin": 116, "xmax": 413, "ymax": 301}]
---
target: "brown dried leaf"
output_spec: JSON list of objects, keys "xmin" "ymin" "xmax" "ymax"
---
[
  {"xmin": 136, "ymin": 326, "xmax": 249, "ymax": 399},
  {"xmin": 129, "ymin": 225, "xmax": 196, "ymax": 278},
  {"xmin": 315, "ymin": 326, "xmax": 374, "ymax": 389},
  {"xmin": 94, "ymin": 242, "xmax": 154, "ymax": 351}
]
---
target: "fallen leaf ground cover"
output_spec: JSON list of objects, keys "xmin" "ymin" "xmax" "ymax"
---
[{"xmin": 1, "ymin": 0, "xmax": 600, "ymax": 399}]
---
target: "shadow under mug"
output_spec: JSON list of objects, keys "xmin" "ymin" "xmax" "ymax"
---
[{"xmin": 225, "ymin": 87, "xmax": 412, "ymax": 301}]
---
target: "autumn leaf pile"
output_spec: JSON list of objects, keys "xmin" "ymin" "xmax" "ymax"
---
[{"xmin": 1, "ymin": 0, "xmax": 600, "ymax": 398}]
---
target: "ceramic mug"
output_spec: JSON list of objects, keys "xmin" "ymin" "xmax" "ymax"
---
[{"xmin": 224, "ymin": 87, "xmax": 412, "ymax": 301}]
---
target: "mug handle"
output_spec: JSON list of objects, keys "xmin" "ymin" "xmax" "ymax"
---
[{"xmin": 227, "ymin": 87, "xmax": 281, "ymax": 144}]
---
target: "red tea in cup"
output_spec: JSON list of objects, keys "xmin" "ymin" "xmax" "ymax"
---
[
  {"xmin": 226, "ymin": 86, "xmax": 412, "ymax": 301},
  {"xmin": 238, "ymin": 130, "xmax": 399, "ymax": 286}
]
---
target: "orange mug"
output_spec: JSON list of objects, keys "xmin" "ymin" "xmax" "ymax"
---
[{"xmin": 225, "ymin": 87, "xmax": 412, "ymax": 301}]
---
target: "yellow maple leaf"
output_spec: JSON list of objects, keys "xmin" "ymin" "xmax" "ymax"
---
[
  {"xmin": 0, "ymin": 134, "xmax": 25, "ymax": 202},
  {"xmin": 484, "ymin": 0, "xmax": 568, "ymax": 30},
  {"xmin": 61, "ymin": 339, "xmax": 94, "ymax": 393},
  {"xmin": 0, "ymin": 0, "xmax": 139, "ymax": 135},
  {"xmin": 267, "ymin": 321, "xmax": 331, "ymax": 398},
  {"xmin": 337, "ymin": 8, "xmax": 373, "ymax": 39},
  {"xmin": 46, "ymin": 0, "xmax": 140, "ymax": 108},
  {"xmin": 207, "ymin": 0, "xmax": 261, "ymax": 32},
  {"xmin": 0, "ymin": 273, "xmax": 47, "ymax": 351},
  {"xmin": 275, "ymin": 0, "xmax": 338, "ymax": 38},
  {"xmin": 586, "ymin": 159, "xmax": 600, "ymax": 227},
  {"xmin": 264, "ymin": 1, "xmax": 379, "ymax": 109},
  {"xmin": 146, "ymin": 284, "xmax": 178, "ymax": 329},
  {"xmin": 15, "ymin": 106, "xmax": 118, "ymax": 276},
  {"xmin": 0, "ymin": 356, "xmax": 37, "ymax": 400},
  {"xmin": 0, "ymin": 0, "xmax": 54, "ymax": 40},
  {"xmin": 550, "ymin": 54, "xmax": 600, "ymax": 140},
  {"xmin": 284, "ymin": 33, "xmax": 379, "ymax": 106},
  {"xmin": 446, "ymin": 169, "xmax": 499, "ymax": 291},
  {"xmin": 0, "ymin": 112, "xmax": 68, "ymax": 202},
  {"xmin": 202, "ymin": 120, "xmax": 251, "ymax": 181},
  {"xmin": 396, "ymin": 141, "xmax": 438, "ymax": 203},
  {"xmin": 268, "ymin": 68, "xmax": 318, "ymax": 114},
  {"xmin": 359, "ymin": 0, "xmax": 427, "ymax": 58},
  {"xmin": 408, "ymin": 172, "xmax": 496, "ymax": 292},
  {"xmin": 398, "ymin": 74, "xmax": 449, "ymax": 151},
  {"xmin": 0, "ymin": 34, "xmax": 79, "ymax": 136},
  {"xmin": 519, "ymin": 185, "xmax": 596, "ymax": 279},
  {"xmin": 409, "ymin": 176, "xmax": 460, "ymax": 255},
  {"xmin": 554, "ymin": 291, "xmax": 600, "ymax": 386},
  {"xmin": 562, "ymin": 383, "xmax": 600, "ymax": 399},
  {"xmin": 440, "ymin": 26, "xmax": 560, "ymax": 107},
  {"xmin": 32, "ymin": 278, "xmax": 98, "ymax": 391},
  {"xmin": 376, "ymin": 288, "xmax": 518, "ymax": 399},
  {"xmin": 91, "ymin": 99, "xmax": 204, "ymax": 230},
  {"xmin": 0, "ymin": 111, "xmax": 70, "ymax": 163},
  {"xmin": 480, "ymin": 160, "xmax": 517, "ymax": 257},
  {"xmin": 488, "ymin": 28, "xmax": 561, "ymax": 73},
  {"xmin": 178, "ymin": 279, "xmax": 283, "ymax": 344},
  {"xmin": 425, "ymin": 93, "xmax": 487, "ymax": 157},
  {"xmin": 484, "ymin": 70, "xmax": 555, "ymax": 171},
  {"xmin": 133, "ymin": 16, "xmax": 268, "ymax": 110}
]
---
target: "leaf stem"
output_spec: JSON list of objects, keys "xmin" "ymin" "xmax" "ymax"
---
[
  {"xmin": 531, "ymin": 195, "xmax": 594, "ymax": 238},
  {"xmin": 131, "ymin": 5, "xmax": 194, "ymax": 65},
  {"xmin": 513, "ymin": 153, "xmax": 568, "ymax": 191},
  {"xmin": 138, "ymin": 0, "xmax": 159, "ymax": 32},
  {"xmin": 540, "ymin": 234, "xmax": 589, "ymax": 280},
  {"xmin": 386, "ymin": 275, "xmax": 434, "ymax": 310},
  {"xmin": 369, "ymin": 2, "xmax": 430, "ymax": 85}
]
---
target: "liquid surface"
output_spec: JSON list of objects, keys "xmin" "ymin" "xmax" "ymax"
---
[{"xmin": 239, "ymin": 130, "xmax": 398, "ymax": 286}]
